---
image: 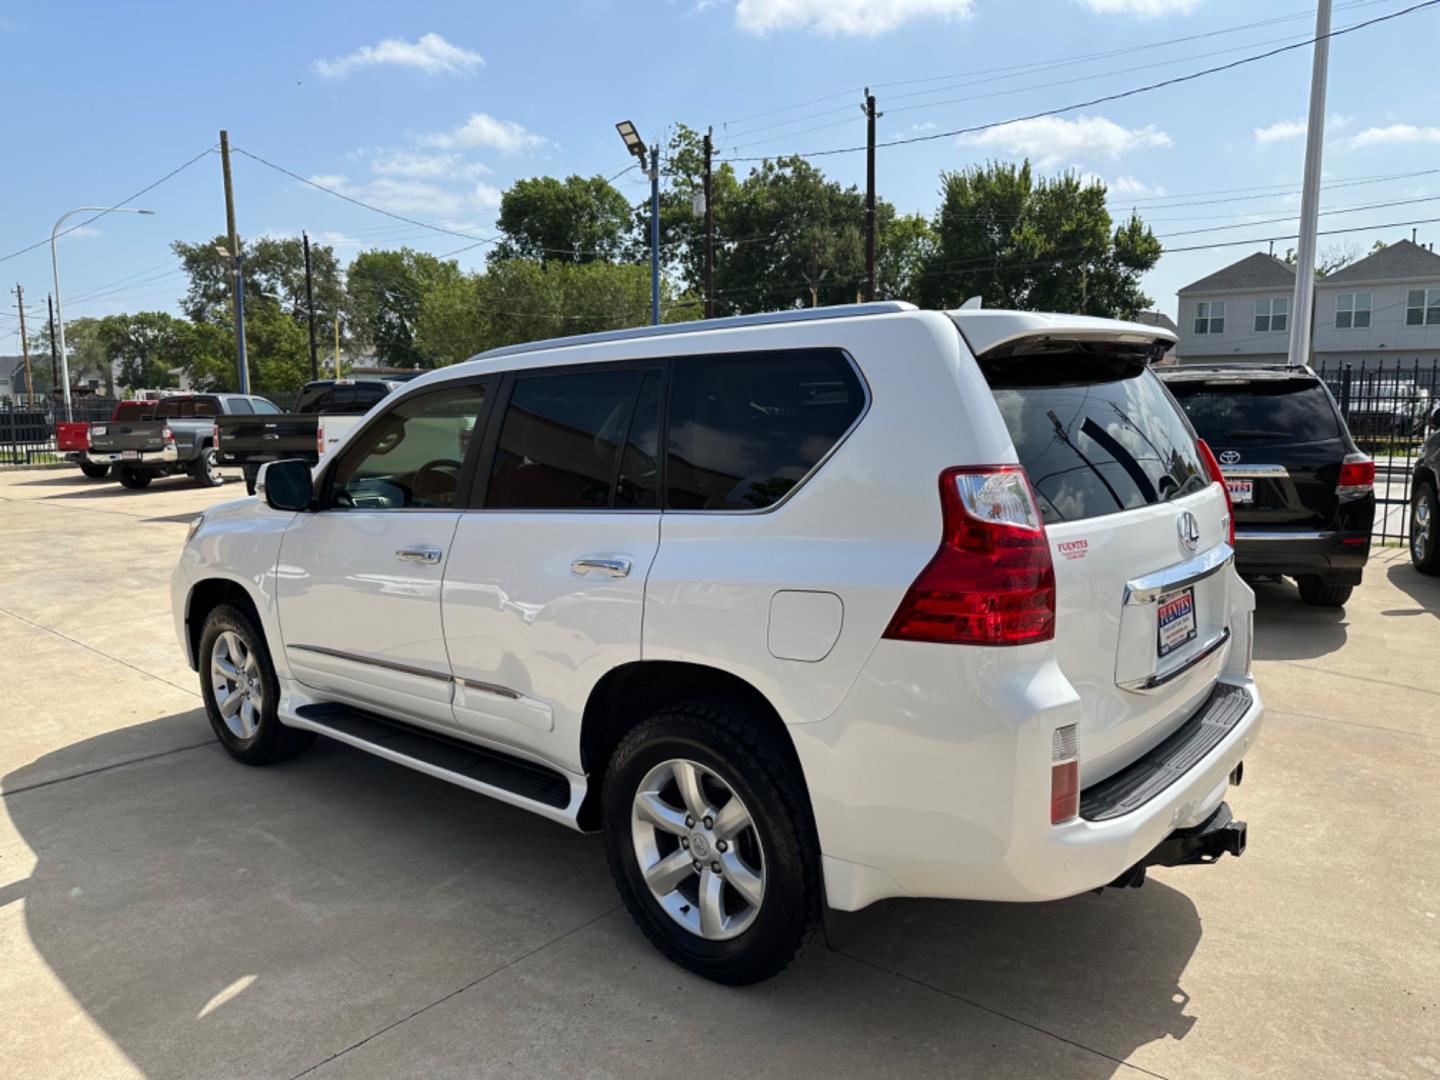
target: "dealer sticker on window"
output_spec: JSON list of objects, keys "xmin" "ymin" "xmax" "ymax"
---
[{"xmin": 1157, "ymin": 586, "xmax": 1197, "ymax": 659}]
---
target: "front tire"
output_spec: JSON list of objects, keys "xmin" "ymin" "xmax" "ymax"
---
[
  {"xmin": 1296, "ymin": 575, "xmax": 1353, "ymax": 607},
  {"xmin": 198, "ymin": 604, "xmax": 314, "ymax": 765},
  {"xmin": 117, "ymin": 467, "xmax": 152, "ymax": 489},
  {"xmin": 1412, "ymin": 481, "xmax": 1440, "ymax": 575},
  {"xmin": 191, "ymin": 447, "xmax": 224, "ymax": 488},
  {"xmin": 79, "ymin": 462, "xmax": 110, "ymax": 479},
  {"xmin": 602, "ymin": 701, "xmax": 821, "ymax": 985}
]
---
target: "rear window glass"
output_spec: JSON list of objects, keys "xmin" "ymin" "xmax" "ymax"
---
[
  {"xmin": 1165, "ymin": 377, "xmax": 1341, "ymax": 444},
  {"xmin": 295, "ymin": 384, "xmax": 335, "ymax": 414},
  {"xmin": 227, "ymin": 398, "xmax": 253, "ymax": 415},
  {"xmin": 114, "ymin": 401, "xmax": 152, "ymax": 420},
  {"xmin": 666, "ymin": 349, "xmax": 866, "ymax": 511},
  {"xmin": 983, "ymin": 352, "xmax": 1207, "ymax": 525},
  {"xmin": 155, "ymin": 397, "xmax": 218, "ymax": 418}
]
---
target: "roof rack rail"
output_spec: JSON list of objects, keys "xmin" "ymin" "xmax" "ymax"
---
[{"xmin": 474, "ymin": 301, "xmax": 917, "ymax": 362}]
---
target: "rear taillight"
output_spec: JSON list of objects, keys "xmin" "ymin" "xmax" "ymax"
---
[
  {"xmin": 1336, "ymin": 452, "xmax": 1375, "ymax": 498},
  {"xmin": 883, "ymin": 466, "xmax": 1055, "ymax": 646},
  {"xmin": 316, "ymin": 422, "xmax": 325, "ymax": 458},
  {"xmin": 212, "ymin": 423, "xmax": 220, "ymax": 450},
  {"xmin": 162, "ymin": 427, "xmax": 175, "ymax": 445},
  {"xmin": 1196, "ymin": 439, "xmax": 1235, "ymax": 547},
  {"xmin": 1050, "ymin": 724, "xmax": 1079, "ymax": 825}
]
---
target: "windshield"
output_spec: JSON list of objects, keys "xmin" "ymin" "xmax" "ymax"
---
[{"xmin": 1166, "ymin": 377, "xmax": 1341, "ymax": 443}]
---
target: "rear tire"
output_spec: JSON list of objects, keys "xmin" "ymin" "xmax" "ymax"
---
[
  {"xmin": 602, "ymin": 700, "xmax": 821, "ymax": 985},
  {"xmin": 1296, "ymin": 576, "xmax": 1353, "ymax": 607},
  {"xmin": 1411, "ymin": 481, "xmax": 1440, "ymax": 575},
  {"xmin": 191, "ymin": 447, "xmax": 224, "ymax": 488},
  {"xmin": 198, "ymin": 603, "xmax": 314, "ymax": 765},
  {"xmin": 117, "ymin": 467, "xmax": 152, "ymax": 489},
  {"xmin": 78, "ymin": 462, "xmax": 110, "ymax": 479}
]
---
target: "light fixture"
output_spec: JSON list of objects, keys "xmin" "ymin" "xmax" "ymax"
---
[{"xmin": 615, "ymin": 120, "xmax": 647, "ymax": 161}]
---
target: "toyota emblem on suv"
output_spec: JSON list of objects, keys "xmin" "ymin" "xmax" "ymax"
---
[
  {"xmin": 1178, "ymin": 511, "xmax": 1201, "ymax": 551},
  {"xmin": 1219, "ymin": 450, "xmax": 1241, "ymax": 465}
]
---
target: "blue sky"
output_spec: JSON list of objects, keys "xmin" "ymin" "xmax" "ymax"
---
[{"xmin": 3, "ymin": 0, "xmax": 1437, "ymax": 347}]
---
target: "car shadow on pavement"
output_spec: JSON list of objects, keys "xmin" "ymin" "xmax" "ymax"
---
[
  {"xmin": 1249, "ymin": 578, "xmax": 1349, "ymax": 661},
  {"xmin": 1384, "ymin": 560, "xmax": 1440, "ymax": 618},
  {"xmin": 3, "ymin": 716, "xmax": 1204, "ymax": 1079},
  {"xmin": 36, "ymin": 478, "xmax": 226, "ymax": 501}
]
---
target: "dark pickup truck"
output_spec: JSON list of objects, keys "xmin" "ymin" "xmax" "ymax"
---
[
  {"xmin": 88, "ymin": 393, "xmax": 280, "ymax": 489},
  {"xmin": 217, "ymin": 379, "xmax": 401, "ymax": 493}
]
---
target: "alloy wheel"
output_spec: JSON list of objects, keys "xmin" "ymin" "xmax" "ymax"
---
[
  {"xmin": 210, "ymin": 630, "xmax": 262, "ymax": 739},
  {"xmin": 1414, "ymin": 494, "xmax": 1432, "ymax": 564}
]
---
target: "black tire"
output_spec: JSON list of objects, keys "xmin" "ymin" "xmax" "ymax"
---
[
  {"xmin": 1296, "ymin": 576, "xmax": 1353, "ymax": 607},
  {"xmin": 1411, "ymin": 481, "xmax": 1440, "ymax": 575},
  {"xmin": 79, "ymin": 461, "xmax": 110, "ymax": 479},
  {"xmin": 602, "ymin": 700, "xmax": 821, "ymax": 985},
  {"xmin": 191, "ymin": 447, "xmax": 224, "ymax": 488},
  {"xmin": 197, "ymin": 603, "xmax": 314, "ymax": 765},
  {"xmin": 116, "ymin": 467, "xmax": 152, "ymax": 489}
]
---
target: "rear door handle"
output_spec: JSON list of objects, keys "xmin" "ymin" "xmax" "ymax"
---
[
  {"xmin": 571, "ymin": 557, "xmax": 632, "ymax": 578},
  {"xmin": 396, "ymin": 545, "xmax": 443, "ymax": 564}
]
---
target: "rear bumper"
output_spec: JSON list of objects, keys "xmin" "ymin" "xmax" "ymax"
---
[
  {"xmin": 86, "ymin": 446, "xmax": 179, "ymax": 470},
  {"xmin": 1233, "ymin": 528, "xmax": 1370, "ymax": 583}
]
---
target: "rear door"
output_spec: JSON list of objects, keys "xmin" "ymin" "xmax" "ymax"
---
[{"xmin": 979, "ymin": 345, "xmax": 1235, "ymax": 784}]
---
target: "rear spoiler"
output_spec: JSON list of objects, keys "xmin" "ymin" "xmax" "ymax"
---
[{"xmin": 949, "ymin": 311, "xmax": 1176, "ymax": 362}]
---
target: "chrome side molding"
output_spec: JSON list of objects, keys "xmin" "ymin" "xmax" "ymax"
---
[{"xmin": 288, "ymin": 643, "xmax": 523, "ymax": 700}]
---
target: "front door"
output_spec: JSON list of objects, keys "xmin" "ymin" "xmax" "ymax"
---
[
  {"xmin": 442, "ymin": 364, "xmax": 663, "ymax": 770},
  {"xmin": 277, "ymin": 380, "xmax": 490, "ymax": 730}
]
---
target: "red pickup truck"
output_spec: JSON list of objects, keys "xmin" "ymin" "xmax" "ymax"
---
[{"xmin": 60, "ymin": 401, "xmax": 159, "ymax": 479}]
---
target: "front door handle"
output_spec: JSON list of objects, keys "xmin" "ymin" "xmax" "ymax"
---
[
  {"xmin": 396, "ymin": 545, "xmax": 443, "ymax": 564},
  {"xmin": 571, "ymin": 556, "xmax": 632, "ymax": 578}
]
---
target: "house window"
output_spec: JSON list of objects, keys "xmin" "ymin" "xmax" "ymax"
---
[
  {"xmin": 1335, "ymin": 292, "xmax": 1371, "ymax": 329},
  {"xmin": 1254, "ymin": 296, "xmax": 1289, "ymax": 333},
  {"xmin": 1406, "ymin": 288, "xmax": 1440, "ymax": 326},
  {"xmin": 1194, "ymin": 300, "xmax": 1226, "ymax": 335}
]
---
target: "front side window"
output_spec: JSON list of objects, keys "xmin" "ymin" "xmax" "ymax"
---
[
  {"xmin": 1254, "ymin": 296, "xmax": 1288, "ymax": 333},
  {"xmin": 666, "ymin": 349, "xmax": 866, "ymax": 511},
  {"xmin": 329, "ymin": 383, "xmax": 487, "ymax": 510},
  {"xmin": 1193, "ymin": 300, "xmax": 1226, "ymax": 335},
  {"xmin": 1336, "ymin": 292, "xmax": 1372, "ymax": 329},
  {"xmin": 1406, "ymin": 288, "xmax": 1440, "ymax": 326},
  {"xmin": 251, "ymin": 398, "xmax": 281, "ymax": 414}
]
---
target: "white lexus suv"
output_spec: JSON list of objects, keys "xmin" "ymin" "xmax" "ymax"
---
[{"xmin": 172, "ymin": 302, "xmax": 1262, "ymax": 984}]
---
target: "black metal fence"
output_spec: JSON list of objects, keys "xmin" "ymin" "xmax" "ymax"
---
[
  {"xmin": 0, "ymin": 399, "xmax": 122, "ymax": 468},
  {"xmin": 1315, "ymin": 357, "xmax": 1440, "ymax": 547}
]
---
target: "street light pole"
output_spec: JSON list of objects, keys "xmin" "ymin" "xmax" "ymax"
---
[
  {"xmin": 1287, "ymin": 0, "xmax": 1332, "ymax": 368},
  {"xmin": 215, "ymin": 245, "xmax": 250, "ymax": 394},
  {"xmin": 650, "ymin": 146, "xmax": 661, "ymax": 326},
  {"xmin": 50, "ymin": 206, "xmax": 154, "ymax": 419}
]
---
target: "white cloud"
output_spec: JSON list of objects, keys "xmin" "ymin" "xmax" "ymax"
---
[
  {"xmin": 1254, "ymin": 118, "xmax": 1306, "ymax": 145},
  {"xmin": 420, "ymin": 112, "xmax": 546, "ymax": 153},
  {"xmin": 961, "ymin": 115, "xmax": 1172, "ymax": 166},
  {"xmin": 306, "ymin": 174, "xmax": 501, "ymax": 219},
  {"xmin": 1077, "ymin": 0, "xmax": 1202, "ymax": 16},
  {"xmin": 1108, "ymin": 175, "xmax": 1167, "ymax": 198},
  {"xmin": 1330, "ymin": 113, "xmax": 1353, "ymax": 130},
  {"xmin": 367, "ymin": 149, "xmax": 493, "ymax": 181},
  {"xmin": 1343, "ymin": 124, "xmax": 1440, "ymax": 150},
  {"xmin": 735, "ymin": 0, "xmax": 974, "ymax": 37},
  {"xmin": 313, "ymin": 33, "xmax": 483, "ymax": 79},
  {"xmin": 67, "ymin": 226, "xmax": 103, "ymax": 240}
]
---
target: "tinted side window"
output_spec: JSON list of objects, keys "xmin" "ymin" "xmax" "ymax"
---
[
  {"xmin": 665, "ymin": 349, "xmax": 865, "ymax": 511},
  {"xmin": 615, "ymin": 369, "xmax": 662, "ymax": 509},
  {"xmin": 984, "ymin": 354, "xmax": 1207, "ymax": 525},
  {"xmin": 1166, "ymin": 378, "xmax": 1342, "ymax": 444},
  {"xmin": 192, "ymin": 398, "xmax": 219, "ymax": 418},
  {"xmin": 486, "ymin": 369, "xmax": 641, "ymax": 510},
  {"xmin": 353, "ymin": 383, "xmax": 390, "ymax": 411},
  {"xmin": 227, "ymin": 398, "xmax": 254, "ymax": 415},
  {"xmin": 295, "ymin": 384, "xmax": 334, "ymax": 414},
  {"xmin": 251, "ymin": 398, "xmax": 281, "ymax": 414}
]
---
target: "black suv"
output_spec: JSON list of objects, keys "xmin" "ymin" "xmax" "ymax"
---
[
  {"xmin": 1160, "ymin": 365, "xmax": 1375, "ymax": 607},
  {"xmin": 1409, "ymin": 408, "xmax": 1440, "ymax": 574}
]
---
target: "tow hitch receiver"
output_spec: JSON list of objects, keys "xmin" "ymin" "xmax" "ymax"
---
[{"xmin": 1105, "ymin": 802, "xmax": 1248, "ymax": 890}]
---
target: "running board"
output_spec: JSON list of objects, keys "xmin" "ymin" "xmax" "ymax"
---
[{"xmin": 287, "ymin": 703, "xmax": 579, "ymax": 824}]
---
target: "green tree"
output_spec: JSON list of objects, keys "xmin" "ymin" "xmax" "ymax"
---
[
  {"xmin": 346, "ymin": 248, "xmax": 462, "ymax": 368},
  {"xmin": 173, "ymin": 235, "xmax": 344, "ymax": 331},
  {"xmin": 56, "ymin": 317, "xmax": 113, "ymax": 393},
  {"xmin": 916, "ymin": 162, "xmax": 1160, "ymax": 318},
  {"xmin": 96, "ymin": 312, "xmax": 198, "ymax": 391},
  {"xmin": 876, "ymin": 213, "xmax": 936, "ymax": 302},
  {"xmin": 244, "ymin": 302, "xmax": 313, "ymax": 399},
  {"xmin": 491, "ymin": 175, "xmax": 635, "ymax": 266}
]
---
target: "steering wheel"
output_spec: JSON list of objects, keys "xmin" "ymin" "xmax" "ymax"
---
[{"xmin": 411, "ymin": 458, "xmax": 464, "ymax": 505}]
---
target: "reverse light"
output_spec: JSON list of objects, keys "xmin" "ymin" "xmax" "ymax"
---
[
  {"xmin": 883, "ymin": 466, "xmax": 1055, "ymax": 646},
  {"xmin": 1196, "ymin": 439, "xmax": 1235, "ymax": 547},
  {"xmin": 1050, "ymin": 724, "xmax": 1080, "ymax": 825},
  {"xmin": 1336, "ymin": 452, "xmax": 1375, "ymax": 498},
  {"xmin": 316, "ymin": 422, "xmax": 326, "ymax": 458},
  {"xmin": 162, "ymin": 426, "xmax": 175, "ymax": 446}
]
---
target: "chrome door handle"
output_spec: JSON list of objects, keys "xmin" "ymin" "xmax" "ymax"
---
[
  {"xmin": 570, "ymin": 557, "xmax": 632, "ymax": 578},
  {"xmin": 395, "ymin": 545, "xmax": 443, "ymax": 564}
]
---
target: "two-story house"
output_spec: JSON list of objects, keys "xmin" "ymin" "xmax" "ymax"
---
[{"xmin": 1173, "ymin": 239, "xmax": 1440, "ymax": 369}]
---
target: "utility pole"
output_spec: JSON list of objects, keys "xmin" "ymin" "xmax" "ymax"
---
[
  {"xmin": 219, "ymin": 130, "xmax": 249, "ymax": 392},
  {"xmin": 47, "ymin": 295, "xmax": 59, "ymax": 393},
  {"xmin": 13, "ymin": 286, "xmax": 34, "ymax": 404},
  {"xmin": 303, "ymin": 231, "xmax": 319, "ymax": 381},
  {"xmin": 863, "ymin": 89, "xmax": 878, "ymax": 303},
  {"xmin": 703, "ymin": 127, "xmax": 715, "ymax": 319},
  {"xmin": 333, "ymin": 313, "xmax": 341, "ymax": 376},
  {"xmin": 649, "ymin": 146, "xmax": 661, "ymax": 326},
  {"xmin": 1286, "ymin": 0, "xmax": 1332, "ymax": 369}
]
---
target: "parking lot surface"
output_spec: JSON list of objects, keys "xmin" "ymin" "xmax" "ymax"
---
[{"xmin": 1, "ymin": 466, "xmax": 1436, "ymax": 1079}]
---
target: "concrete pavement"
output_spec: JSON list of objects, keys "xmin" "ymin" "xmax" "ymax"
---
[{"xmin": 1, "ymin": 466, "xmax": 1436, "ymax": 1079}]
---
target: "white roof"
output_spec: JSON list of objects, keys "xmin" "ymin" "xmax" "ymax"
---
[{"xmin": 949, "ymin": 309, "xmax": 1177, "ymax": 357}]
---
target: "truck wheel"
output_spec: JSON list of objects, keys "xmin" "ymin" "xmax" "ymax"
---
[
  {"xmin": 1296, "ymin": 576, "xmax": 1353, "ymax": 607},
  {"xmin": 117, "ymin": 468, "xmax": 152, "ymax": 489},
  {"xmin": 198, "ymin": 603, "xmax": 314, "ymax": 765},
  {"xmin": 191, "ymin": 447, "xmax": 224, "ymax": 488},
  {"xmin": 1412, "ymin": 482, "xmax": 1440, "ymax": 575},
  {"xmin": 602, "ymin": 700, "xmax": 821, "ymax": 985},
  {"xmin": 79, "ymin": 462, "xmax": 110, "ymax": 479}
]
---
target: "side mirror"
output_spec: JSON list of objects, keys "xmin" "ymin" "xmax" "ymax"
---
[{"xmin": 258, "ymin": 459, "xmax": 314, "ymax": 512}]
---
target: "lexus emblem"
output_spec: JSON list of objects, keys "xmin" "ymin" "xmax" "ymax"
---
[
  {"xmin": 1178, "ymin": 511, "xmax": 1201, "ymax": 552},
  {"xmin": 1218, "ymin": 450, "xmax": 1241, "ymax": 465}
]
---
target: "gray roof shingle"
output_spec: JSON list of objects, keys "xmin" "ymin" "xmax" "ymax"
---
[
  {"xmin": 1322, "ymin": 239, "xmax": 1440, "ymax": 284},
  {"xmin": 1177, "ymin": 252, "xmax": 1297, "ymax": 295}
]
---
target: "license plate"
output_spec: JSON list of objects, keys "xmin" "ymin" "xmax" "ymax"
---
[
  {"xmin": 1157, "ymin": 586, "xmax": 1197, "ymax": 658},
  {"xmin": 121, "ymin": 450, "xmax": 139, "ymax": 461},
  {"xmin": 1226, "ymin": 479, "xmax": 1254, "ymax": 504},
  {"xmin": 92, "ymin": 425, "xmax": 106, "ymax": 436}
]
